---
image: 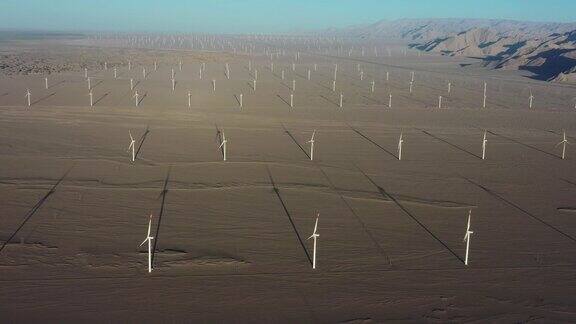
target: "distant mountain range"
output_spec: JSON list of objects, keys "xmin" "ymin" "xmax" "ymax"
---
[{"xmin": 326, "ymin": 19, "xmax": 576, "ymax": 83}]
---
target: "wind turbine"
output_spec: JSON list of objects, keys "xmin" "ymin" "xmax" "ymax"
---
[
  {"xmin": 89, "ymin": 91, "xmax": 93, "ymax": 107},
  {"xmin": 482, "ymin": 130, "xmax": 487, "ymax": 160},
  {"xmin": 308, "ymin": 213, "xmax": 320, "ymax": 269},
  {"xmin": 133, "ymin": 90, "xmax": 140, "ymax": 107},
  {"xmin": 398, "ymin": 132, "xmax": 404, "ymax": 160},
  {"xmin": 188, "ymin": 91, "xmax": 192, "ymax": 107},
  {"xmin": 308, "ymin": 130, "xmax": 316, "ymax": 161},
  {"xmin": 463, "ymin": 210, "xmax": 473, "ymax": 266},
  {"xmin": 219, "ymin": 131, "xmax": 228, "ymax": 161},
  {"xmin": 45, "ymin": 77, "xmax": 49, "ymax": 89},
  {"xmin": 529, "ymin": 90, "xmax": 534, "ymax": 109},
  {"xmin": 139, "ymin": 213, "xmax": 155, "ymax": 273},
  {"xmin": 556, "ymin": 130, "xmax": 569, "ymax": 160},
  {"xmin": 25, "ymin": 89, "xmax": 31, "ymax": 107},
  {"xmin": 482, "ymin": 82, "xmax": 487, "ymax": 108},
  {"xmin": 128, "ymin": 130, "xmax": 136, "ymax": 162}
]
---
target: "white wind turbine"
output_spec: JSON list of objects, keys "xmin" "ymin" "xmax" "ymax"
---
[
  {"xmin": 556, "ymin": 130, "xmax": 569, "ymax": 160},
  {"xmin": 139, "ymin": 213, "xmax": 155, "ymax": 273},
  {"xmin": 133, "ymin": 90, "xmax": 140, "ymax": 107},
  {"xmin": 25, "ymin": 89, "xmax": 31, "ymax": 107},
  {"xmin": 308, "ymin": 213, "xmax": 320, "ymax": 270},
  {"xmin": 128, "ymin": 130, "xmax": 136, "ymax": 162},
  {"xmin": 398, "ymin": 132, "xmax": 404, "ymax": 160},
  {"xmin": 463, "ymin": 210, "xmax": 473, "ymax": 266},
  {"xmin": 482, "ymin": 130, "xmax": 487, "ymax": 160},
  {"xmin": 308, "ymin": 130, "xmax": 316, "ymax": 161},
  {"xmin": 219, "ymin": 131, "xmax": 228, "ymax": 161}
]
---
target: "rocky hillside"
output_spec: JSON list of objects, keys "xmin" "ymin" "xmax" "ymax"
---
[
  {"xmin": 412, "ymin": 27, "xmax": 576, "ymax": 82},
  {"xmin": 325, "ymin": 18, "xmax": 576, "ymax": 82},
  {"xmin": 328, "ymin": 18, "xmax": 576, "ymax": 42}
]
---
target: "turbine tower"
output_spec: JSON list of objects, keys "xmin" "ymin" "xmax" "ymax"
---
[
  {"xmin": 139, "ymin": 213, "xmax": 155, "ymax": 273},
  {"xmin": 463, "ymin": 210, "xmax": 473, "ymax": 266},
  {"xmin": 308, "ymin": 213, "xmax": 320, "ymax": 269}
]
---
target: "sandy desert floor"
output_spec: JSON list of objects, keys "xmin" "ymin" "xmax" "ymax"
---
[{"xmin": 0, "ymin": 37, "xmax": 576, "ymax": 322}]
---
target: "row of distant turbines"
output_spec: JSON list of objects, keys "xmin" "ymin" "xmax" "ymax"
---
[
  {"xmin": 126, "ymin": 128, "xmax": 570, "ymax": 164},
  {"xmin": 138, "ymin": 202, "xmax": 475, "ymax": 273},
  {"xmin": 21, "ymin": 58, "xmax": 560, "ymax": 111}
]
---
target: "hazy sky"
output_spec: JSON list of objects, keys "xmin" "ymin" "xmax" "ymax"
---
[{"xmin": 0, "ymin": 0, "xmax": 574, "ymax": 33}]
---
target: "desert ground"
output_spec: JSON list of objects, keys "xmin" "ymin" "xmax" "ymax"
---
[{"xmin": 1, "ymin": 34, "xmax": 576, "ymax": 322}]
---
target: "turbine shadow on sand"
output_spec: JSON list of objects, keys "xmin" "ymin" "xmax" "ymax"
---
[
  {"xmin": 356, "ymin": 165, "xmax": 466, "ymax": 265},
  {"xmin": 0, "ymin": 166, "xmax": 73, "ymax": 255},
  {"xmin": 347, "ymin": 122, "xmax": 398, "ymax": 159},
  {"xmin": 266, "ymin": 165, "xmax": 313, "ymax": 266},
  {"xmin": 151, "ymin": 167, "xmax": 171, "ymax": 264},
  {"xmin": 419, "ymin": 128, "xmax": 482, "ymax": 159},
  {"xmin": 281, "ymin": 123, "xmax": 310, "ymax": 160}
]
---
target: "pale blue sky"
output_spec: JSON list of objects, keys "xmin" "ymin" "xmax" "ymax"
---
[{"xmin": 0, "ymin": 0, "xmax": 574, "ymax": 33}]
